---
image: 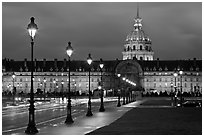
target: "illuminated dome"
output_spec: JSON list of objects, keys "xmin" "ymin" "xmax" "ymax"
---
[
  {"xmin": 126, "ymin": 17, "xmax": 151, "ymax": 44},
  {"xmin": 122, "ymin": 5, "xmax": 154, "ymax": 61}
]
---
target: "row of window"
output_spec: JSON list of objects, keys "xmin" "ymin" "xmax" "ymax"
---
[
  {"xmin": 144, "ymin": 77, "xmax": 201, "ymax": 82},
  {"xmin": 146, "ymin": 82, "xmax": 200, "ymax": 88},
  {"xmin": 144, "ymin": 72, "xmax": 201, "ymax": 76},
  {"xmin": 125, "ymin": 45, "xmax": 152, "ymax": 52}
]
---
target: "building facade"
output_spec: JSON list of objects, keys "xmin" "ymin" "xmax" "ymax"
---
[{"xmin": 2, "ymin": 9, "xmax": 202, "ymax": 96}]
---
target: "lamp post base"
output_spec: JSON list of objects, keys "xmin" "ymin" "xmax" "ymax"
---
[
  {"xmin": 99, "ymin": 106, "xmax": 105, "ymax": 112},
  {"xmin": 25, "ymin": 123, "xmax": 38, "ymax": 135},
  {"xmin": 65, "ymin": 116, "xmax": 74, "ymax": 124},
  {"xmin": 117, "ymin": 96, "xmax": 121, "ymax": 107},
  {"xmin": 86, "ymin": 109, "xmax": 93, "ymax": 116}
]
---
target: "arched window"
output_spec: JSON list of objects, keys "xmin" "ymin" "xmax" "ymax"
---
[
  {"xmin": 133, "ymin": 45, "xmax": 136, "ymax": 50},
  {"xmin": 140, "ymin": 45, "xmax": 142, "ymax": 50},
  {"xmin": 127, "ymin": 46, "xmax": 130, "ymax": 51},
  {"xmin": 140, "ymin": 57, "xmax": 143, "ymax": 60}
]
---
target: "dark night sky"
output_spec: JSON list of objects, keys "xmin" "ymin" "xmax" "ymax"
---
[{"xmin": 2, "ymin": 2, "xmax": 202, "ymax": 61}]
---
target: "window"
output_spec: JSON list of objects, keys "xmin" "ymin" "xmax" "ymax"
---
[
  {"xmin": 133, "ymin": 45, "xmax": 136, "ymax": 50},
  {"xmin": 154, "ymin": 83, "xmax": 156, "ymax": 88},
  {"xmin": 140, "ymin": 57, "xmax": 143, "ymax": 60},
  {"xmin": 127, "ymin": 46, "xmax": 130, "ymax": 51},
  {"xmin": 140, "ymin": 45, "xmax": 142, "ymax": 50}
]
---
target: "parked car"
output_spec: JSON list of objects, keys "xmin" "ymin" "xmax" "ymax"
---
[{"xmin": 182, "ymin": 101, "xmax": 201, "ymax": 107}]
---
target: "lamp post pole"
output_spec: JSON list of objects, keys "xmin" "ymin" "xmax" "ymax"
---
[
  {"xmin": 25, "ymin": 17, "xmax": 38, "ymax": 134},
  {"xmin": 117, "ymin": 74, "xmax": 121, "ymax": 107},
  {"xmin": 65, "ymin": 41, "xmax": 74, "ymax": 124},
  {"xmin": 86, "ymin": 53, "xmax": 93, "ymax": 116},
  {"xmin": 99, "ymin": 58, "xmax": 105, "ymax": 112}
]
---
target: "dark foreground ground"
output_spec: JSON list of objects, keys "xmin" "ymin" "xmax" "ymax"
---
[{"xmin": 87, "ymin": 98, "xmax": 202, "ymax": 135}]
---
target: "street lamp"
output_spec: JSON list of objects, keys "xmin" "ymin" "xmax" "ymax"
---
[
  {"xmin": 25, "ymin": 17, "xmax": 38, "ymax": 134},
  {"xmin": 61, "ymin": 80, "xmax": 64, "ymax": 102},
  {"xmin": 12, "ymin": 72, "xmax": 16, "ymax": 105},
  {"xmin": 122, "ymin": 77, "xmax": 126, "ymax": 105},
  {"xmin": 170, "ymin": 82, "xmax": 174, "ymax": 106},
  {"xmin": 117, "ymin": 74, "xmax": 121, "ymax": 107},
  {"xmin": 173, "ymin": 72, "xmax": 178, "ymax": 106},
  {"xmin": 65, "ymin": 41, "xmax": 74, "ymax": 124},
  {"xmin": 99, "ymin": 58, "xmax": 105, "ymax": 112},
  {"xmin": 43, "ymin": 78, "xmax": 46, "ymax": 101},
  {"xmin": 53, "ymin": 79, "xmax": 56, "ymax": 100},
  {"xmin": 86, "ymin": 53, "xmax": 93, "ymax": 116},
  {"xmin": 179, "ymin": 70, "xmax": 183, "ymax": 107}
]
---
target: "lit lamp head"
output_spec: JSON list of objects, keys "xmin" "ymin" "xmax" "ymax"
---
[
  {"xmin": 66, "ymin": 42, "xmax": 73, "ymax": 57},
  {"xmin": 27, "ymin": 17, "xmax": 38, "ymax": 40},
  {"xmin": 117, "ymin": 73, "xmax": 121, "ymax": 78},
  {"xmin": 122, "ymin": 77, "xmax": 126, "ymax": 81},
  {"xmin": 12, "ymin": 72, "xmax": 16, "ymax": 79},
  {"xmin": 173, "ymin": 73, "xmax": 178, "ymax": 77},
  {"xmin": 99, "ymin": 58, "xmax": 104, "ymax": 69},
  {"xmin": 170, "ymin": 83, "xmax": 173, "ymax": 87},
  {"xmin": 53, "ymin": 79, "xmax": 56, "ymax": 84},
  {"xmin": 61, "ymin": 80, "xmax": 64, "ymax": 85},
  {"xmin": 179, "ymin": 70, "xmax": 183, "ymax": 75},
  {"xmin": 98, "ymin": 85, "xmax": 102, "ymax": 90},
  {"xmin": 87, "ymin": 53, "xmax": 92, "ymax": 65},
  {"xmin": 43, "ymin": 78, "xmax": 46, "ymax": 83}
]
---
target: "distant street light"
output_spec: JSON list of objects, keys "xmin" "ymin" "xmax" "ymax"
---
[
  {"xmin": 86, "ymin": 53, "xmax": 93, "ymax": 116},
  {"xmin": 122, "ymin": 77, "xmax": 126, "ymax": 105},
  {"xmin": 65, "ymin": 41, "xmax": 74, "ymax": 124},
  {"xmin": 179, "ymin": 70, "xmax": 183, "ymax": 107},
  {"xmin": 170, "ymin": 82, "xmax": 174, "ymax": 106},
  {"xmin": 99, "ymin": 58, "xmax": 105, "ymax": 112},
  {"xmin": 53, "ymin": 79, "xmax": 56, "ymax": 100},
  {"xmin": 43, "ymin": 78, "xmax": 46, "ymax": 101},
  {"xmin": 173, "ymin": 72, "xmax": 178, "ymax": 106},
  {"xmin": 61, "ymin": 80, "xmax": 64, "ymax": 102},
  {"xmin": 117, "ymin": 74, "xmax": 121, "ymax": 107},
  {"xmin": 25, "ymin": 17, "xmax": 38, "ymax": 134},
  {"xmin": 12, "ymin": 72, "xmax": 16, "ymax": 105}
]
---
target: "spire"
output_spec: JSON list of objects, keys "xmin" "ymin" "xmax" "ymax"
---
[
  {"xmin": 137, "ymin": 3, "xmax": 139, "ymax": 18},
  {"xmin": 134, "ymin": 3, "xmax": 142, "ymax": 29}
]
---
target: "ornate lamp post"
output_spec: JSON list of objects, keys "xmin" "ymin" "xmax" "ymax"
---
[
  {"xmin": 179, "ymin": 70, "xmax": 183, "ymax": 107},
  {"xmin": 25, "ymin": 17, "xmax": 38, "ymax": 134},
  {"xmin": 43, "ymin": 78, "xmax": 46, "ymax": 101},
  {"xmin": 65, "ymin": 41, "xmax": 74, "ymax": 124},
  {"xmin": 117, "ymin": 74, "xmax": 121, "ymax": 107},
  {"xmin": 173, "ymin": 72, "xmax": 178, "ymax": 106},
  {"xmin": 99, "ymin": 58, "xmax": 105, "ymax": 112},
  {"xmin": 86, "ymin": 53, "xmax": 93, "ymax": 116},
  {"xmin": 12, "ymin": 72, "xmax": 16, "ymax": 105}
]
